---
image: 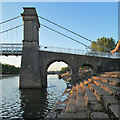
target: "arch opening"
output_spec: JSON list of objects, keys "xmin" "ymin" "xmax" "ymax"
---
[
  {"xmin": 46, "ymin": 60, "xmax": 72, "ymax": 87},
  {"xmin": 78, "ymin": 64, "xmax": 94, "ymax": 80}
]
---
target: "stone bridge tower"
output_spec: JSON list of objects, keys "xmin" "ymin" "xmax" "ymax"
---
[{"xmin": 20, "ymin": 8, "xmax": 42, "ymax": 88}]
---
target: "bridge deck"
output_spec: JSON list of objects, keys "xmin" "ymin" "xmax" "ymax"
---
[{"xmin": 0, "ymin": 43, "xmax": 120, "ymax": 58}]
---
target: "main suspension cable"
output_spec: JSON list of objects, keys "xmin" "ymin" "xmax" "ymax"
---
[
  {"xmin": 39, "ymin": 16, "xmax": 110, "ymax": 51},
  {"xmin": 0, "ymin": 16, "xmax": 21, "ymax": 25},
  {"xmin": 0, "ymin": 24, "xmax": 23, "ymax": 34},
  {"xmin": 41, "ymin": 24, "xmax": 89, "ymax": 48}
]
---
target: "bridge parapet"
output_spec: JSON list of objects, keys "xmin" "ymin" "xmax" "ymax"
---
[
  {"xmin": 0, "ymin": 43, "xmax": 22, "ymax": 55},
  {"xmin": 0, "ymin": 43, "xmax": 120, "ymax": 58},
  {"xmin": 39, "ymin": 45, "xmax": 120, "ymax": 59}
]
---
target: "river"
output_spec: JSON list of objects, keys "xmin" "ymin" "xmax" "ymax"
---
[{"xmin": 1, "ymin": 75, "xmax": 67, "ymax": 119}]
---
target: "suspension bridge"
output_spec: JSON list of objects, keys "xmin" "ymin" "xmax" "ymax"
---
[{"xmin": 0, "ymin": 7, "xmax": 120, "ymax": 88}]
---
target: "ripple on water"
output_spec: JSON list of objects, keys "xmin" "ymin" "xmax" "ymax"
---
[{"xmin": 1, "ymin": 75, "xmax": 67, "ymax": 119}]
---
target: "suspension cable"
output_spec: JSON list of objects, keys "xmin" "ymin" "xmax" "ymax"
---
[
  {"xmin": 0, "ymin": 16, "xmax": 21, "ymax": 25},
  {"xmin": 41, "ymin": 24, "xmax": 89, "ymax": 48},
  {"xmin": 0, "ymin": 24, "xmax": 23, "ymax": 34},
  {"xmin": 39, "ymin": 16, "xmax": 110, "ymax": 51}
]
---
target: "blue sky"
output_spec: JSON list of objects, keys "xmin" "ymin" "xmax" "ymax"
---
[{"xmin": 0, "ymin": 2, "xmax": 119, "ymax": 70}]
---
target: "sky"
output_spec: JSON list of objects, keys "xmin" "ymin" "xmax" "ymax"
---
[{"xmin": 0, "ymin": 1, "xmax": 119, "ymax": 70}]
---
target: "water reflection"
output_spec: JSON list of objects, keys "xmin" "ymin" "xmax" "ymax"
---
[
  {"xmin": 2, "ymin": 76, "xmax": 22, "ymax": 119},
  {"xmin": 1, "ymin": 75, "xmax": 66, "ymax": 119},
  {"xmin": 21, "ymin": 89, "xmax": 48, "ymax": 119}
]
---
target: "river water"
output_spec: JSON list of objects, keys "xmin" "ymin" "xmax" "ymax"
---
[{"xmin": 1, "ymin": 75, "xmax": 67, "ymax": 119}]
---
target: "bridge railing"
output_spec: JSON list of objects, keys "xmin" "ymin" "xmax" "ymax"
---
[
  {"xmin": 0, "ymin": 43, "xmax": 22, "ymax": 55},
  {"xmin": 0, "ymin": 44, "xmax": 119, "ymax": 58},
  {"xmin": 40, "ymin": 45, "xmax": 87, "ymax": 55},
  {"xmin": 39, "ymin": 45, "xmax": 120, "ymax": 58},
  {"xmin": 86, "ymin": 51, "xmax": 120, "ymax": 58}
]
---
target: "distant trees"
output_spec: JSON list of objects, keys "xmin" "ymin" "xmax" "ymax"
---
[
  {"xmin": 60, "ymin": 66, "xmax": 70, "ymax": 73},
  {"xmin": 1, "ymin": 63, "xmax": 20, "ymax": 74},
  {"xmin": 90, "ymin": 37, "xmax": 116, "ymax": 52}
]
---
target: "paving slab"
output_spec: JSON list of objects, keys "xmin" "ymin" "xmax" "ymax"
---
[
  {"xmin": 91, "ymin": 103, "xmax": 104, "ymax": 112},
  {"xmin": 65, "ymin": 93, "xmax": 77, "ymax": 113},
  {"xmin": 91, "ymin": 112, "xmax": 110, "ymax": 119},
  {"xmin": 76, "ymin": 96, "xmax": 87, "ymax": 107},
  {"xmin": 108, "ymin": 104, "xmax": 120, "ymax": 119},
  {"xmin": 84, "ymin": 86, "xmax": 98, "ymax": 103},
  {"xmin": 60, "ymin": 112, "xmax": 88, "ymax": 118},
  {"xmin": 84, "ymin": 80, "xmax": 109, "ymax": 98},
  {"xmin": 88, "ymin": 78, "xmax": 93, "ymax": 83},
  {"xmin": 70, "ymin": 91, "xmax": 77, "ymax": 99},
  {"xmin": 94, "ymin": 80, "xmax": 120, "ymax": 97},
  {"xmin": 102, "ymin": 96, "xmax": 118, "ymax": 106},
  {"xmin": 72, "ymin": 86, "xmax": 77, "ymax": 91},
  {"xmin": 76, "ymin": 106, "xmax": 88, "ymax": 113},
  {"xmin": 76, "ymin": 84, "xmax": 84, "ymax": 96},
  {"xmin": 92, "ymin": 76, "xmax": 108, "ymax": 83},
  {"xmin": 92, "ymin": 76, "xmax": 120, "ymax": 86},
  {"xmin": 101, "ymin": 74, "xmax": 120, "ymax": 78},
  {"xmin": 105, "ymin": 71, "xmax": 120, "ymax": 75}
]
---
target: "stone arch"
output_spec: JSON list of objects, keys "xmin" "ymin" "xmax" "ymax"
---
[
  {"xmin": 81, "ymin": 63, "xmax": 94, "ymax": 68},
  {"xmin": 40, "ymin": 58, "xmax": 73, "ymax": 87},
  {"xmin": 46, "ymin": 59, "xmax": 72, "ymax": 72},
  {"xmin": 80, "ymin": 63, "xmax": 96, "ymax": 75}
]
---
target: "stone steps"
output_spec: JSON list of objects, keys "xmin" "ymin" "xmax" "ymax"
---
[
  {"xmin": 61, "ymin": 84, "xmax": 89, "ymax": 118},
  {"xmin": 101, "ymin": 74, "xmax": 120, "ymax": 78},
  {"xmin": 60, "ymin": 71, "xmax": 120, "ymax": 119},
  {"xmin": 80, "ymin": 82, "xmax": 111, "ymax": 119},
  {"xmin": 92, "ymin": 76, "xmax": 120, "ymax": 86},
  {"xmin": 85, "ymin": 77, "xmax": 119, "ymax": 120},
  {"xmin": 80, "ymin": 82, "xmax": 98, "ymax": 104},
  {"xmin": 65, "ymin": 86, "xmax": 77, "ymax": 113},
  {"xmin": 76, "ymin": 84, "xmax": 86, "ymax": 107},
  {"xmin": 105, "ymin": 71, "xmax": 120, "ymax": 75},
  {"xmin": 93, "ymin": 79, "xmax": 120, "ymax": 99},
  {"xmin": 84, "ymin": 80, "xmax": 109, "ymax": 99}
]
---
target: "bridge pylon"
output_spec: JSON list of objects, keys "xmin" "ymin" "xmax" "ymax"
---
[{"xmin": 20, "ymin": 7, "xmax": 42, "ymax": 89}]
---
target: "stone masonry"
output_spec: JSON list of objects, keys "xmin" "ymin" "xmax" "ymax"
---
[{"xmin": 20, "ymin": 7, "xmax": 120, "ymax": 88}]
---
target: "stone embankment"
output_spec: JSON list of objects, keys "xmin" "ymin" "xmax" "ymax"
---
[
  {"xmin": 60, "ymin": 72, "xmax": 71, "ymax": 81},
  {"xmin": 46, "ymin": 71, "xmax": 120, "ymax": 119}
]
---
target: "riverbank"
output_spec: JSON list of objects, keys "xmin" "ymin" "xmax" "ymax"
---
[
  {"xmin": 0, "ymin": 74, "xmax": 19, "ymax": 79},
  {"xmin": 45, "ymin": 71, "xmax": 120, "ymax": 119},
  {"xmin": 45, "ymin": 80, "xmax": 72, "ymax": 118},
  {"xmin": 45, "ymin": 71, "xmax": 94, "ymax": 118}
]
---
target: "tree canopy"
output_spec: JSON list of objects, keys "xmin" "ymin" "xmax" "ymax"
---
[
  {"xmin": 60, "ymin": 66, "xmax": 70, "ymax": 73},
  {"xmin": 90, "ymin": 37, "xmax": 116, "ymax": 52},
  {"xmin": 1, "ymin": 63, "xmax": 20, "ymax": 74}
]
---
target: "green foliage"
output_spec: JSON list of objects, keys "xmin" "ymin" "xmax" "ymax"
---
[
  {"xmin": 60, "ymin": 66, "xmax": 70, "ymax": 73},
  {"xmin": 1, "ymin": 63, "xmax": 20, "ymax": 74},
  {"xmin": 90, "ymin": 37, "xmax": 116, "ymax": 52}
]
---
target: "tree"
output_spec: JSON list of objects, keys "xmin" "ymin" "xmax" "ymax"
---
[
  {"xmin": 90, "ymin": 37, "xmax": 116, "ymax": 52},
  {"xmin": 60, "ymin": 66, "xmax": 70, "ymax": 73},
  {"xmin": 1, "ymin": 63, "xmax": 20, "ymax": 74}
]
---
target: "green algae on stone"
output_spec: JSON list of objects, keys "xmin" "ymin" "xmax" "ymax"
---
[{"xmin": 93, "ymin": 104, "xmax": 104, "ymax": 112}]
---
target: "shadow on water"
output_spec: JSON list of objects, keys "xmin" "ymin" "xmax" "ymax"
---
[
  {"xmin": 20, "ymin": 88, "xmax": 48, "ymax": 119},
  {"xmin": 1, "ymin": 75, "xmax": 66, "ymax": 119}
]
